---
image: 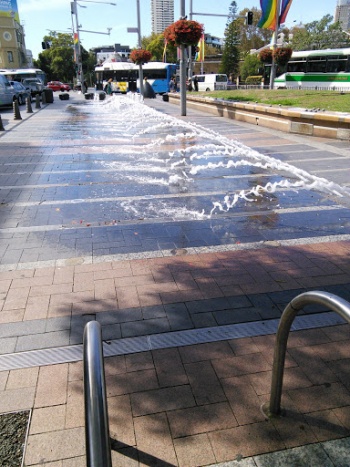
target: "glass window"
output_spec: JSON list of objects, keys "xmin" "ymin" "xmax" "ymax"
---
[
  {"xmin": 7, "ymin": 51, "xmax": 13, "ymax": 63},
  {"xmin": 307, "ymin": 56, "xmax": 327, "ymax": 73},
  {"xmin": 287, "ymin": 60, "xmax": 306, "ymax": 73},
  {"xmin": 327, "ymin": 56, "xmax": 347, "ymax": 73}
]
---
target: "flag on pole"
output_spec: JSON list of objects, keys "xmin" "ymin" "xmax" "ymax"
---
[
  {"xmin": 257, "ymin": 0, "xmax": 278, "ymax": 30},
  {"xmin": 73, "ymin": 33, "xmax": 79, "ymax": 62},
  {"xmin": 257, "ymin": 0, "xmax": 293, "ymax": 30},
  {"xmin": 162, "ymin": 40, "xmax": 167, "ymax": 63},
  {"xmin": 279, "ymin": 0, "xmax": 293, "ymax": 24},
  {"xmin": 195, "ymin": 34, "xmax": 205, "ymax": 62}
]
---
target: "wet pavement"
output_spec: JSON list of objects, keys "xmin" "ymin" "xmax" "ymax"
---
[
  {"xmin": 0, "ymin": 92, "xmax": 349, "ymax": 270},
  {"xmin": 0, "ymin": 91, "xmax": 350, "ymax": 466}
]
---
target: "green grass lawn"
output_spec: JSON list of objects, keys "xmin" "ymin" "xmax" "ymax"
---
[{"xmin": 194, "ymin": 89, "xmax": 350, "ymax": 113}]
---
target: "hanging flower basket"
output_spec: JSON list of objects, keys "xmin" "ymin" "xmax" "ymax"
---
[
  {"xmin": 164, "ymin": 19, "xmax": 204, "ymax": 47},
  {"xmin": 273, "ymin": 47, "xmax": 292, "ymax": 66},
  {"xmin": 130, "ymin": 49, "xmax": 152, "ymax": 65},
  {"xmin": 258, "ymin": 48, "xmax": 273, "ymax": 64}
]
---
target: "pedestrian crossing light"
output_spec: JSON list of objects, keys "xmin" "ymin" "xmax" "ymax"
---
[{"xmin": 247, "ymin": 11, "xmax": 253, "ymax": 25}]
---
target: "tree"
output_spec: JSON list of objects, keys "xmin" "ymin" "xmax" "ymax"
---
[
  {"xmin": 239, "ymin": 53, "xmax": 262, "ymax": 81},
  {"xmin": 219, "ymin": 1, "xmax": 240, "ymax": 79},
  {"xmin": 141, "ymin": 33, "xmax": 177, "ymax": 63},
  {"xmin": 237, "ymin": 7, "xmax": 273, "ymax": 54},
  {"xmin": 290, "ymin": 15, "xmax": 350, "ymax": 50}
]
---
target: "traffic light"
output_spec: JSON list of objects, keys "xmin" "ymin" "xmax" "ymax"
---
[
  {"xmin": 42, "ymin": 41, "xmax": 51, "ymax": 49},
  {"xmin": 247, "ymin": 11, "xmax": 253, "ymax": 25}
]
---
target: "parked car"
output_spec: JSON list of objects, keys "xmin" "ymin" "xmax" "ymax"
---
[
  {"xmin": 22, "ymin": 78, "xmax": 44, "ymax": 98},
  {"xmin": 46, "ymin": 81, "xmax": 71, "ymax": 92},
  {"xmin": 0, "ymin": 74, "xmax": 17, "ymax": 107},
  {"xmin": 9, "ymin": 80, "xmax": 31, "ymax": 105}
]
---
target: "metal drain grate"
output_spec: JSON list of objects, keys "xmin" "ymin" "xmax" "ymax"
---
[{"xmin": 0, "ymin": 311, "xmax": 345, "ymax": 372}]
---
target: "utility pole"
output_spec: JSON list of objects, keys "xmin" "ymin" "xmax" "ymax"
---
[
  {"xmin": 136, "ymin": 0, "xmax": 144, "ymax": 96},
  {"xmin": 180, "ymin": 0, "xmax": 186, "ymax": 116},
  {"xmin": 269, "ymin": 0, "xmax": 281, "ymax": 89}
]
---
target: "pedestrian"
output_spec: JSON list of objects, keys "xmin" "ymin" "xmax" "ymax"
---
[
  {"xmin": 83, "ymin": 80, "xmax": 88, "ymax": 93},
  {"xmin": 104, "ymin": 78, "xmax": 113, "ymax": 95},
  {"xmin": 193, "ymin": 75, "xmax": 199, "ymax": 92},
  {"xmin": 169, "ymin": 77, "xmax": 175, "ymax": 93}
]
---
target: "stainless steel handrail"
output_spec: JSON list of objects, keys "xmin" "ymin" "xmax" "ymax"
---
[
  {"xmin": 268, "ymin": 291, "xmax": 350, "ymax": 416},
  {"xmin": 83, "ymin": 321, "xmax": 112, "ymax": 467}
]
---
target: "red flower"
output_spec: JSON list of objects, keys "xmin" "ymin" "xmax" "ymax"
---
[
  {"xmin": 164, "ymin": 19, "xmax": 204, "ymax": 47},
  {"xmin": 130, "ymin": 49, "xmax": 152, "ymax": 65}
]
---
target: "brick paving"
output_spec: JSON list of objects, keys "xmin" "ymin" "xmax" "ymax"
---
[{"xmin": 0, "ymin": 92, "xmax": 349, "ymax": 466}]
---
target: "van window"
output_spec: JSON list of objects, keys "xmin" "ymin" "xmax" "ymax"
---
[{"xmin": 215, "ymin": 74, "xmax": 228, "ymax": 82}]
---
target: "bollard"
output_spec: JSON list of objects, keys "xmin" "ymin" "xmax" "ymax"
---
[
  {"xmin": 13, "ymin": 100, "xmax": 22, "ymax": 120},
  {"xmin": 26, "ymin": 97, "xmax": 33, "ymax": 113},
  {"xmin": 35, "ymin": 94, "xmax": 41, "ymax": 109},
  {"xmin": 0, "ymin": 115, "xmax": 5, "ymax": 131},
  {"xmin": 41, "ymin": 91, "xmax": 46, "ymax": 104}
]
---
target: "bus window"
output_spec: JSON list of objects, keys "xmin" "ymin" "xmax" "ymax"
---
[
  {"xmin": 287, "ymin": 60, "xmax": 306, "ymax": 73},
  {"xmin": 327, "ymin": 56, "xmax": 347, "ymax": 73},
  {"xmin": 307, "ymin": 56, "xmax": 327, "ymax": 73}
]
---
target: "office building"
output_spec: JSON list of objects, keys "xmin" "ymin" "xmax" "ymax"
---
[
  {"xmin": 335, "ymin": 0, "xmax": 350, "ymax": 30},
  {"xmin": 151, "ymin": 0, "xmax": 174, "ymax": 34},
  {"xmin": 0, "ymin": 0, "xmax": 27, "ymax": 68}
]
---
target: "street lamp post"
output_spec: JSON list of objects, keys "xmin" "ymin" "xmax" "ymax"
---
[
  {"xmin": 71, "ymin": 0, "xmax": 116, "ymax": 92},
  {"xmin": 180, "ymin": 0, "xmax": 186, "ymax": 116},
  {"xmin": 127, "ymin": 0, "xmax": 144, "ymax": 96}
]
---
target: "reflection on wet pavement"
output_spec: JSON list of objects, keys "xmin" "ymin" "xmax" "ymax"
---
[{"xmin": 0, "ymin": 94, "xmax": 349, "ymax": 267}]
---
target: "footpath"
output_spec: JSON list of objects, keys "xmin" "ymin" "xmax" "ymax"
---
[{"xmin": 0, "ymin": 91, "xmax": 349, "ymax": 466}]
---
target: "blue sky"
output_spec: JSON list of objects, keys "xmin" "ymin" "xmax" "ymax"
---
[{"xmin": 17, "ymin": 0, "xmax": 334, "ymax": 60}]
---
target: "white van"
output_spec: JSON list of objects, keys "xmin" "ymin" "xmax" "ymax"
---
[{"xmin": 194, "ymin": 74, "xmax": 228, "ymax": 91}]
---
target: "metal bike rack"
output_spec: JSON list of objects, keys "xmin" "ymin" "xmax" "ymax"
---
[
  {"xmin": 268, "ymin": 291, "xmax": 350, "ymax": 416},
  {"xmin": 83, "ymin": 321, "xmax": 112, "ymax": 467}
]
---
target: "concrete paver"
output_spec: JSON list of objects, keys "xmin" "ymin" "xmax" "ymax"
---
[{"xmin": 0, "ymin": 91, "xmax": 349, "ymax": 466}]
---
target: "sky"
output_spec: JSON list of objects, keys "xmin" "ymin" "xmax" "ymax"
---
[{"xmin": 17, "ymin": 0, "xmax": 335, "ymax": 60}]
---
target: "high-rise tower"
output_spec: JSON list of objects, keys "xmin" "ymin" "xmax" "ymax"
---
[
  {"xmin": 151, "ymin": 0, "xmax": 174, "ymax": 34},
  {"xmin": 335, "ymin": 0, "xmax": 350, "ymax": 30}
]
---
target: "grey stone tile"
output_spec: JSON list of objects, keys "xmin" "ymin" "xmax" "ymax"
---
[
  {"xmin": 121, "ymin": 318, "xmax": 171, "ymax": 338},
  {"xmin": 253, "ymin": 443, "xmax": 335, "ymax": 467},
  {"xmin": 16, "ymin": 331, "xmax": 70, "ymax": 352}
]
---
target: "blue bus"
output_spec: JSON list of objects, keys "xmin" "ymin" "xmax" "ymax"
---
[{"xmin": 95, "ymin": 61, "xmax": 177, "ymax": 94}]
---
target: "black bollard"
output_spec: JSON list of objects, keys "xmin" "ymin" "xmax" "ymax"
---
[
  {"xmin": 41, "ymin": 91, "xmax": 46, "ymax": 105},
  {"xmin": 26, "ymin": 97, "xmax": 33, "ymax": 113},
  {"xmin": 35, "ymin": 94, "xmax": 41, "ymax": 109},
  {"xmin": 0, "ymin": 115, "xmax": 5, "ymax": 131},
  {"xmin": 13, "ymin": 100, "xmax": 22, "ymax": 120}
]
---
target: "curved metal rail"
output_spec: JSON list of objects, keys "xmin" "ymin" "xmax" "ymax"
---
[
  {"xmin": 269, "ymin": 291, "xmax": 350, "ymax": 416},
  {"xmin": 83, "ymin": 321, "xmax": 112, "ymax": 466}
]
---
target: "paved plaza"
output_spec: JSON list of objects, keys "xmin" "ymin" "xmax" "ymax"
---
[{"xmin": 0, "ymin": 91, "xmax": 349, "ymax": 466}]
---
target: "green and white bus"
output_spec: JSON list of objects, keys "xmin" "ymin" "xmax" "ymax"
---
[{"xmin": 273, "ymin": 48, "xmax": 350, "ymax": 90}]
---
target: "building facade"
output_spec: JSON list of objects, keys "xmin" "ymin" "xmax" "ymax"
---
[
  {"xmin": 151, "ymin": 0, "xmax": 174, "ymax": 34},
  {"xmin": 335, "ymin": 0, "xmax": 350, "ymax": 30},
  {"xmin": 0, "ymin": 0, "xmax": 27, "ymax": 68}
]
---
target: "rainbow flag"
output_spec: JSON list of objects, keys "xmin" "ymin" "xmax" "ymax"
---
[
  {"xmin": 257, "ymin": 0, "xmax": 278, "ymax": 30},
  {"xmin": 279, "ymin": 0, "xmax": 293, "ymax": 24},
  {"xmin": 162, "ymin": 40, "xmax": 167, "ymax": 63},
  {"xmin": 195, "ymin": 34, "xmax": 205, "ymax": 62},
  {"xmin": 258, "ymin": 0, "xmax": 293, "ymax": 30}
]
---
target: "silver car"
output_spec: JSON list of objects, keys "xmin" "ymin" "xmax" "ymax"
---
[
  {"xmin": 9, "ymin": 80, "xmax": 32, "ymax": 105},
  {"xmin": 0, "ymin": 74, "xmax": 16, "ymax": 107}
]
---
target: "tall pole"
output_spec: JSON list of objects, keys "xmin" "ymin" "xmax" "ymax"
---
[
  {"xmin": 180, "ymin": 0, "xmax": 186, "ymax": 116},
  {"xmin": 72, "ymin": 0, "xmax": 85, "ymax": 92},
  {"xmin": 136, "ymin": 0, "xmax": 144, "ymax": 96},
  {"xmin": 188, "ymin": 0, "xmax": 193, "ymax": 81},
  {"xmin": 269, "ymin": 0, "xmax": 281, "ymax": 89}
]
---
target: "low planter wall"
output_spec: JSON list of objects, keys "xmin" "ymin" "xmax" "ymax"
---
[{"xmin": 167, "ymin": 93, "xmax": 350, "ymax": 140}]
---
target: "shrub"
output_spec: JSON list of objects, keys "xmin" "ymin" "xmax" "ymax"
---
[
  {"xmin": 258, "ymin": 48, "xmax": 273, "ymax": 64},
  {"xmin": 273, "ymin": 47, "xmax": 293, "ymax": 66},
  {"xmin": 245, "ymin": 75, "xmax": 263, "ymax": 85}
]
